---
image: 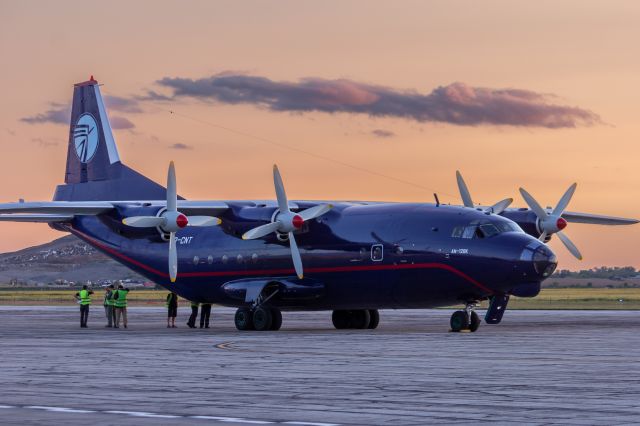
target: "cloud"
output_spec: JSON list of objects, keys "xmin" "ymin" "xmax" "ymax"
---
[
  {"xmin": 21, "ymin": 94, "xmax": 143, "ymax": 127},
  {"xmin": 110, "ymin": 116, "xmax": 135, "ymax": 130},
  {"xmin": 371, "ymin": 129, "xmax": 395, "ymax": 138},
  {"xmin": 154, "ymin": 74, "xmax": 601, "ymax": 128},
  {"xmin": 169, "ymin": 142, "xmax": 193, "ymax": 150},
  {"xmin": 104, "ymin": 95, "xmax": 143, "ymax": 113},
  {"xmin": 31, "ymin": 137, "xmax": 60, "ymax": 147},
  {"xmin": 21, "ymin": 103, "xmax": 70, "ymax": 125}
]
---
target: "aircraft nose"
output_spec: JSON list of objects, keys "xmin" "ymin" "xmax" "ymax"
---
[{"xmin": 520, "ymin": 241, "xmax": 558, "ymax": 278}]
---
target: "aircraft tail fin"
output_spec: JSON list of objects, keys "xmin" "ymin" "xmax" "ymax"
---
[{"xmin": 54, "ymin": 76, "xmax": 166, "ymax": 201}]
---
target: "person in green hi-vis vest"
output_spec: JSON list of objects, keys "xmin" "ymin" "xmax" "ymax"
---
[
  {"xmin": 187, "ymin": 301, "xmax": 199, "ymax": 328},
  {"xmin": 74, "ymin": 285, "xmax": 94, "ymax": 328},
  {"xmin": 166, "ymin": 292, "xmax": 178, "ymax": 328},
  {"xmin": 113, "ymin": 284, "xmax": 130, "ymax": 329},
  {"xmin": 103, "ymin": 284, "xmax": 115, "ymax": 328}
]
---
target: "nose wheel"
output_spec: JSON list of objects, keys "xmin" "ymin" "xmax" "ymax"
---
[{"xmin": 450, "ymin": 303, "xmax": 481, "ymax": 332}]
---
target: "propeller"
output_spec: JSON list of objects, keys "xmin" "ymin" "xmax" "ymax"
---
[
  {"xmin": 242, "ymin": 165, "xmax": 332, "ymax": 279},
  {"xmin": 122, "ymin": 162, "xmax": 221, "ymax": 282},
  {"xmin": 456, "ymin": 171, "xmax": 513, "ymax": 214},
  {"xmin": 518, "ymin": 183, "xmax": 582, "ymax": 260}
]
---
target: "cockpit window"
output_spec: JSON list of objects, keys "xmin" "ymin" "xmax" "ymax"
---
[{"xmin": 451, "ymin": 220, "xmax": 521, "ymax": 239}]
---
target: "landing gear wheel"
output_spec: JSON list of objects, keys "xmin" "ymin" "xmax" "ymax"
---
[
  {"xmin": 270, "ymin": 308, "xmax": 282, "ymax": 330},
  {"xmin": 350, "ymin": 310, "xmax": 371, "ymax": 329},
  {"xmin": 235, "ymin": 307, "xmax": 253, "ymax": 331},
  {"xmin": 367, "ymin": 309, "xmax": 380, "ymax": 329},
  {"xmin": 469, "ymin": 311, "xmax": 481, "ymax": 332},
  {"xmin": 253, "ymin": 306, "xmax": 273, "ymax": 331},
  {"xmin": 332, "ymin": 310, "xmax": 350, "ymax": 329},
  {"xmin": 450, "ymin": 310, "xmax": 470, "ymax": 332}
]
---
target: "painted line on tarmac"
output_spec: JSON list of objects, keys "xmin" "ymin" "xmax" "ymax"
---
[
  {"xmin": 8, "ymin": 404, "xmax": 341, "ymax": 426},
  {"xmin": 215, "ymin": 341, "xmax": 236, "ymax": 350},
  {"xmin": 27, "ymin": 405, "xmax": 97, "ymax": 414}
]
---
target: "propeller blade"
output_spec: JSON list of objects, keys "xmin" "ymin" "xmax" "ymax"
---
[
  {"xmin": 273, "ymin": 164, "xmax": 290, "ymax": 214},
  {"xmin": 288, "ymin": 231, "xmax": 304, "ymax": 279},
  {"xmin": 122, "ymin": 216, "xmax": 165, "ymax": 227},
  {"xmin": 538, "ymin": 231, "xmax": 548, "ymax": 242},
  {"xmin": 167, "ymin": 161, "xmax": 177, "ymax": 212},
  {"xmin": 187, "ymin": 216, "xmax": 221, "ymax": 227},
  {"xmin": 242, "ymin": 221, "xmax": 281, "ymax": 240},
  {"xmin": 486, "ymin": 198, "xmax": 513, "ymax": 215},
  {"xmin": 456, "ymin": 171, "xmax": 474, "ymax": 208},
  {"xmin": 556, "ymin": 231, "xmax": 583, "ymax": 260},
  {"xmin": 552, "ymin": 183, "xmax": 577, "ymax": 216},
  {"xmin": 169, "ymin": 231, "xmax": 178, "ymax": 282},
  {"xmin": 299, "ymin": 204, "xmax": 333, "ymax": 221},
  {"xmin": 519, "ymin": 187, "xmax": 548, "ymax": 219}
]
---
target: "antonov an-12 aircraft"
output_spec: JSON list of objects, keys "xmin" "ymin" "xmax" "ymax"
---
[{"xmin": 2, "ymin": 77, "xmax": 637, "ymax": 332}]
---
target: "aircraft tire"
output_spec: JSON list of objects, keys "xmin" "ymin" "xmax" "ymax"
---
[
  {"xmin": 332, "ymin": 310, "xmax": 350, "ymax": 329},
  {"xmin": 367, "ymin": 310, "xmax": 380, "ymax": 329},
  {"xmin": 270, "ymin": 308, "xmax": 283, "ymax": 330},
  {"xmin": 469, "ymin": 311, "xmax": 481, "ymax": 332},
  {"xmin": 253, "ymin": 306, "xmax": 273, "ymax": 331},
  {"xmin": 351, "ymin": 309, "xmax": 371, "ymax": 329},
  {"xmin": 235, "ymin": 307, "xmax": 254, "ymax": 331},
  {"xmin": 450, "ymin": 310, "xmax": 470, "ymax": 332}
]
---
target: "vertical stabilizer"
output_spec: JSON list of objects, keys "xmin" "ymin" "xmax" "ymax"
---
[
  {"xmin": 65, "ymin": 76, "xmax": 121, "ymax": 183},
  {"xmin": 54, "ymin": 76, "xmax": 167, "ymax": 201}
]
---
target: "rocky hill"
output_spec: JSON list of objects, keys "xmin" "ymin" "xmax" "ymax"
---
[{"xmin": 0, "ymin": 235, "xmax": 147, "ymax": 286}]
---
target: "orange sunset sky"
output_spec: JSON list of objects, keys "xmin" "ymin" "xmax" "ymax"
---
[{"xmin": 0, "ymin": 1, "xmax": 638, "ymax": 270}]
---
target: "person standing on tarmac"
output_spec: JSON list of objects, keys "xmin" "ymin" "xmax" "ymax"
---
[
  {"xmin": 74, "ymin": 285, "xmax": 93, "ymax": 328},
  {"xmin": 187, "ymin": 301, "xmax": 199, "ymax": 328},
  {"xmin": 103, "ymin": 285, "xmax": 115, "ymax": 328},
  {"xmin": 166, "ymin": 292, "xmax": 178, "ymax": 328},
  {"xmin": 113, "ymin": 284, "xmax": 130, "ymax": 329},
  {"xmin": 200, "ymin": 303, "xmax": 212, "ymax": 328}
]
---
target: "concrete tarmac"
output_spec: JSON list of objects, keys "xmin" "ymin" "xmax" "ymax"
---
[{"xmin": 0, "ymin": 306, "xmax": 638, "ymax": 425}]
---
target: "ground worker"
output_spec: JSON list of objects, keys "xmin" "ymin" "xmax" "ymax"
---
[
  {"xmin": 187, "ymin": 301, "xmax": 199, "ymax": 328},
  {"xmin": 200, "ymin": 303, "xmax": 212, "ymax": 328},
  {"xmin": 113, "ymin": 284, "xmax": 130, "ymax": 329},
  {"xmin": 74, "ymin": 285, "xmax": 93, "ymax": 328},
  {"xmin": 166, "ymin": 292, "xmax": 178, "ymax": 328},
  {"xmin": 108, "ymin": 284, "xmax": 117, "ymax": 325},
  {"xmin": 103, "ymin": 285, "xmax": 115, "ymax": 327}
]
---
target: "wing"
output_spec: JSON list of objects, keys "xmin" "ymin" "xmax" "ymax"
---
[{"xmin": 0, "ymin": 200, "xmax": 230, "ymax": 223}]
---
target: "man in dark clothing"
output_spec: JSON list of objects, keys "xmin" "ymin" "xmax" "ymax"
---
[
  {"xmin": 187, "ymin": 301, "xmax": 199, "ymax": 328},
  {"xmin": 166, "ymin": 292, "xmax": 178, "ymax": 328},
  {"xmin": 74, "ymin": 285, "xmax": 94, "ymax": 328},
  {"xmin": 200, "ymin": 303, "xmax": 212, "ymax": 328}
]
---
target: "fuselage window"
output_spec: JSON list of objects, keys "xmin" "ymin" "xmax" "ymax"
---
[
  {"xmin": 207, "ymin": 255, "xmax": 214, "ymax": 265},
  {"xmin": 371, "ymin": 244, "xmax": 383, "ymax": 261},
  {"xmin": 237, "ymin": 254, "xmax": 244, "ymax": 264},
  {"xmin": 221, "ymin": 255, "xmax": 228, "ymax": 264},
  {"xmin": 193, "ymin": 256, "xmax": 199, "ymax": 265}
]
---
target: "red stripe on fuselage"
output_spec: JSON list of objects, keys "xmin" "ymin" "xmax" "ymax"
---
[{"xmin": 71, "ymin": 230, "xmax": 493, "ymax": 294}]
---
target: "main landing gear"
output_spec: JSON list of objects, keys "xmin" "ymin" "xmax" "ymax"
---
[
  {"xmin": 450, "ymin": 303, "xmax": 481, "ymax": 333},
  {"xmin": 332, "ymin": 309, "xmax": 380, "ymax": 330},
  {"xmin": 234, "ymin": 287, "xmax": 282, "ymax": 331},
  {"xmin": 235, "ymin": 306, "xmax": 282, "ymax": 331}
]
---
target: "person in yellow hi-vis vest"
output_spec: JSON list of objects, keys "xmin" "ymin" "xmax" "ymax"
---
[
  {"xmin": 74, "ymin": 285, "xmax": 94, "ymax": 328},
  {"xmin": 113, "ymin": 284, "xmax": 130, "ymax": 329}
]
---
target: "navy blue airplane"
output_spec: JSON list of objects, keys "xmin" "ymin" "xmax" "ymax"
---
[{"xmin": 2, "ymin": 77, "xmax": 637, "ymax": 332}]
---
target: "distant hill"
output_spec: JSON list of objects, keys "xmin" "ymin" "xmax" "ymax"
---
[{"xmin": 0, "ymin": 235, "xmax": 146, "ymax": 286}]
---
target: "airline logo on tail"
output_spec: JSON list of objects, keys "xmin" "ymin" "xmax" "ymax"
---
[{"xmin": 73, "ymin": 113, "xmax": 99, "ymax": 163}]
